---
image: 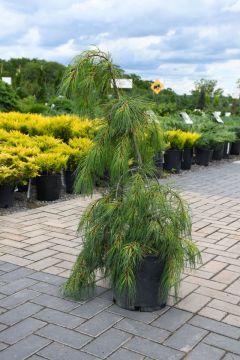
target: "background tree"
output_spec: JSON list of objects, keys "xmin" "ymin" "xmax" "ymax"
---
[
  {"xmin": 0, "ymin": 58, "xmax": 65, "ymax": 102},
  {"xmin": 0, "ymin": 80, "xmax": 19, "ymax": 112},
  {"xmin": 193, "ymin": 79, "xmax": 223, "ymax": 111}
]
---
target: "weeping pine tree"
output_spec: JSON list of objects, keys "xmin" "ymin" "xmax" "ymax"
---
[{"xmin": 60, "ymin": 48, "xmax": 201, "ymax": 307}]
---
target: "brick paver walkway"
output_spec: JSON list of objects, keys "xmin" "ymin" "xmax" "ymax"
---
[{"xmin": 0, "ymin": 160, "xmax": 239, "ymax": 359}]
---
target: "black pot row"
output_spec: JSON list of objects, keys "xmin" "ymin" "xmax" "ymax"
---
[
  {"xmin": 1, "ymin": 140, "xmax": 240, "ymax": 209},
  {"xmin": 162, "ymin": 140, "xmax": 240, "ymax": 174},
  {"xmin": 0, "ymin": 170, "xmax": 75, "ymax": 209}
]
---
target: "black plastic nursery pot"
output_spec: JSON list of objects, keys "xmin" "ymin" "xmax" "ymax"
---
[
  {"xmin": 65, "ymin": 170, "xmax": 75, "ymax": 194},
  {"xmin": 163, "ymin": 149, "xmax": 182, "ymax": 174},
  {"xmin": 195, "ymin": 148, "xmax": 213, "ymax": 166},
  {"xmin": 212, "ymin": 143, "xmax": 224, "ymax": 161},
  {"xmin": 36, "ymin": 173, "xmax": 62, "ymax": 201},
  {"xmin": 113, "ymin": 255, "xmax": 167, "ymax": 312},
  {"xmin": 181, "ymin": 148, "xmax": 193, "ymax": 170},
  {"xmin": 0, "ymin": 184, "xmax": 15, "ymax": 208},
  {"xmin": 230, "ymin": 140, "xmax": 240, "ymax": 155},
  {"xmin": 223, "ymin": 142, "xmax": 232, "ymax": 159}
]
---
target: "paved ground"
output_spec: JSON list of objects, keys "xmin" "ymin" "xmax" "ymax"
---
[{"xmin": 0, "ymin": 160, "xmax": 239, "ymax": 359}]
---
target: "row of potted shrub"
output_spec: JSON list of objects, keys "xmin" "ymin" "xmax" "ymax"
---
[
  {"xmin": 1, "ymin": 112, "xmax": 239, "ymax": 208},
  {"xmin": 160, "ymin": 118, "xmax": 240, "ymax": 172},
  {"xmin": 0, "ymin": 128, "xmax": 92, "ymax": 208}
]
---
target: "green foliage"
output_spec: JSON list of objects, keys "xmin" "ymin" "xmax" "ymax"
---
[
  {"xmin": 47, "ymin": 96, "xmax": 74, "ymax": 115},
  {"xmin": 18, "ymin": 96, "xmax": 48, "ymax": 114},
  {"xmin": 64, "ymin": 174, "xmax": 200, "ymax": 300},
  {"xmin": 0, "ymin": 80, "xmax": 19, "ymax": 112},
  {"xmin": 60, "ymin": 48, "xmax": 123, "ymax": 118},
  {"xmin": 224, "ymin": 116, "xmax": 240, "ymax": 140},
  {"xmin": 193, "ymin": 117, "xmax": 237, "ymax": 149},
  {"xmin": 60, "ymin": 49, "xmax": 200, "ymax": 302},
  {"xmin": 0, "ymin": 58, "xmax": 65, "ymax": 102}
]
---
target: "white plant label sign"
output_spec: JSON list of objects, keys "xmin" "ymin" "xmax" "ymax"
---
[
  {"xmin": 179, "ymin": 112, "xmax": 193, "ymax": 125},
  {"xmin": 1, "ymin": 77, "xmax": 12, "ymax": 85},
  {"xmin": 213, "ymin": 112, "xmax": 224, "ymax": 124},
  {"xmin": 111, "ymin": 79, "xmax": 133, "ymax": 89},
  {"xmin": 227, "ymin": 142, "xmax": 230, "ymax": 154}
]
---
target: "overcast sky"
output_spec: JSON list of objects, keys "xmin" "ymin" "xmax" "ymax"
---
[{"xmin": 0, "ymin": 0, "xmax": 240, "ymax": 95}]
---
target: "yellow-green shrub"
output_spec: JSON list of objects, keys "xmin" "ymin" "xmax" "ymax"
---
[
  {"xmin": 164, "ymin": 130, "xmax": 186, "ymax": 150},
  {"xmin": 33, "ymin": 135, "xmax": 63, "ymax": 152},
  {"xmin": 164, "ymin": 130, "xmax": 201, "ymax": 150},
  {"xmin": 35, "ymin": 152, "xmax": 68, "ymax": 174},
  {"xmin": 67, "ymin": 137, "xmax": 93, "ymax": 171},
  {"xmin": 181, "ymin": 132, "xmax": 201, "ymax": 148},
  {"xmin": 0, "ymin": 147, "xmax": 39, "ymax": 185},
  {"xmin": 0, "ymin": 112, "xmax": 101, "ymax": 141}
]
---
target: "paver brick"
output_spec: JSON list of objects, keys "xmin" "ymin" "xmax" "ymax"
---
[
  {"xmin": 0, "ymin": 254, "xmax": 32, "ymax": 266},
  {"xmin": 0, "ymin": 302, "xmax": 42, "ymax": 325},
  {"xmin": 223, "ymin": 354, "xmax": 240, "ymax": 360},
  {"xmin": 183, "ymin": 276, "xmax": 226, "ymax": 290},
  {"xmin": 26, "ymin": 355, "xmax": 47, "ymax": 360},
  {"xmin": 200, "ymin": 260, "xmax": 227, "ymax": 274},
  {"xmin": 29, "ymin": 281, "xmax": 60, "ymax": 296},
  {"xmin": 0, "ymin": 277, "xmax": 37, "ymax": 295},
  {"xmin": 0, "ymin": 342, "xmax": 8, "ymax": 351},
  {"xmin": 83, "ymin": 328, "xmax": 131, "ymax": 359},
  {"xmin": 163, "ymin": 324, "xmax": 208, "ymax": 352},
  {"xmin": 212, "ymin": 269, "xmax": 239, "ymax": 284},
  {"xmin": 76, "ymin": 310, "xmax": 122, "ymax": 336},
  {"xmin": 225, "ymin": 279, "xmax": 240, "ymax": 296},
  {"xmin": 223, "ymin": 314, "xmax": 240, "ymax": 327},
  {"xmin": 176, "ymin": 292, "xmax": 211, "ymax": 312},
  {"xmin": 31, "ymin": 293, "xmax": 78, "ymax": 312},
  {"xmin": 37, "ymin": 323, "xmax": 92, "ymax": 349},
  {"xmin": 26, "ymin": 249, "xmax": 57, "ymax": 261},
  {"xmin": 28, "ymin": 271, "xmax": 65, "ymax": 285},
  {"xmin": 107, "ymin": 348, "xmax": 144, "ymax": 360},
  {"xmin": 208, "ymin": 299, "xmax": 240, "ymax": 316},
  {"xmin": 0, "ymin": 288, "xmax": 40, "ymax": 309},
  {"xmin": 0, "ymin": 266, "xmax": 34, "ymax": 282},
  {"xmin": 28, "ymin": 257, "xmax": 61, "ymax": 271},
  {"xmin": 34, "ymin": 308, "xmax": 85, "ymax": 329},
  {"xmin": 189, "ymin": 315, "xmax": 240, "ymax": 339},
  {"xmin": 115, "ymin": 318, "xmax": 170, "ymax": 343},
  {"xmin": 204, "ymin": 333, "xmax": 240, "ymax": 355},
  {"xmin": 0, "ymin": 317, "xmax": 46, "ymax": 344},
  {"xmin": 71, "ymin": 297, "xmax": 112, "ymax": 319},
  {"xmin": 0, "ymin": 262, "xmax": 18, "ymax": 272},
  {"xmin": 199, "ymin": 306, "xmax": 226, "ymax": 321},
  {"xmin": 151, "ymin": 308, "xmax": 193, "ymax": 331},
  {"xmin": 124, "ymin": 336, "xmax": 184, "ymax": 360},
  {"xmin": 184, "ymin": 342, "xmax": 225, "ymax": 360},
  {"xmin": 0, "ymin": 334, "xmax": 50, "ymax": 360},
  {"xmin": 38, "ymin": 341, "xmax": 98, "ymax": 360}
]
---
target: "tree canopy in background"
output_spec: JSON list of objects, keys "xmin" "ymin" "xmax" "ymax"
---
[
  {"xmin": 0, "ymin": 58, "xmax": 65, "ymax": 102},
  {"xmin": 0, "ymin": 57, "xmax": 239, "ymax": 115}
]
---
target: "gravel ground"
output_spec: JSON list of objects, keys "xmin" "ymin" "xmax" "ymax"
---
[{"xmin": 0, "ymin": 155, "xmax": 239, "ymax": 216}]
